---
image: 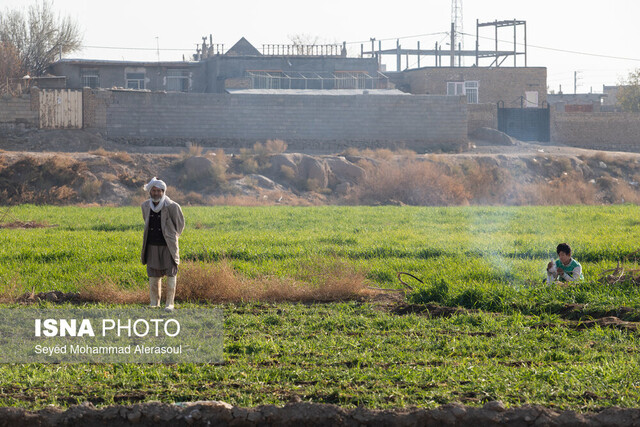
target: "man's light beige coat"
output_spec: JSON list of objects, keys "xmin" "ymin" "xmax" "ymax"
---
[{"xmin": 140, "ymin": 197, "xmax": 185, "ymax": 266}]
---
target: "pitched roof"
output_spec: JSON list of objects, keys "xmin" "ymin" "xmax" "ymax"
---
[{"xmin": 225, "ymin": 37, "xmax": 262, "ymax": 57}]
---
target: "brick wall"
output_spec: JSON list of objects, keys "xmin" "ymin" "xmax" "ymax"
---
[
  {"xmin": 0, "ymin": 94, "xmax": 38, "ymax": 128},
  {"xmin": 89, "ymin": 90, "xmax": 468, "ymax": 151},
  {"xmin": 402, "ymin": 67, "xmax": 547, "ymax": 107},
  {"xmin": 552, "ymin": 112, "xmax": 640, "ymax": 152}
]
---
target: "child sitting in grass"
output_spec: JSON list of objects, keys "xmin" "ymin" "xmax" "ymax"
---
[{"xmin": 546, "ymin": 243, "xmax": 584, "ymax": 285}]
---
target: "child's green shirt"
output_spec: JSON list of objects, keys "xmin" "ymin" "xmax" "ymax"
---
[{"xmin": 555, "ymin": 258, "xmax": 583, "ymax": 281}]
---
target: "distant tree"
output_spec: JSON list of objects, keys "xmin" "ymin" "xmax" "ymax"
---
[
  {"xmin": 0, "ymin": 41, "xmax": 23, "ymax": 83},
  {"xmin": 288, "ymin": 33, "xmax": 321, "ymax": 47},
  {"xmin": 617, "ymin": 69, "xmax": 640, "ymax": 112},
  {"xmin": 287, "ymin": 33, "xmax": 342, "ymax": 56},
  {"xmin": 0, "ymin": 0, "xmax": 82, "ymax": 76}
]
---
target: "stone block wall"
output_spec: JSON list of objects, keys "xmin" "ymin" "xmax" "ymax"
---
[
  {"xmin": 468, "ymin": 103, "xmax": 497, "ymax": 135},
  {"xmin": 82, "ymin": 88, "xmax": 110, "ymax": 129},
  {"xmin": 552, "ymin": 112, "xmax": 640, "ymax": 152},
  {"xmin": 88, "ymin": 90, "xmax": 468, "ymax": 151},
  {"xmin": 0, "ymin": 93, "xmax": 38, "ymax": 128}
]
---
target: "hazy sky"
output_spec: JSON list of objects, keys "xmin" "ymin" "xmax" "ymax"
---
[{"xmin": 2, "ymin": 0, "xmax": 639, "ymax": 94}]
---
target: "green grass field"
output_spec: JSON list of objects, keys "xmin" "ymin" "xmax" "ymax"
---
[{"xmin": 1, "ymin": 205, "xmax": 640, "ymax": 410}]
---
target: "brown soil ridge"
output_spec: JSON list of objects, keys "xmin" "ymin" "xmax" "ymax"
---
[{"xmin": 1, "ymin": 400, "xmax": 639, "ymax": 426}]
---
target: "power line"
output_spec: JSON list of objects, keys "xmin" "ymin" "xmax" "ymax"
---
[
  {"xmin": 459, "ymin": 31, "xmax": 640, "ymax": 62},
  {"xmin": 345, "ymin": 32, "xmax": 448, "ymax": 45},
  {"xmin": 81, "ymin": 31, "xmax": 640, "ymax": 63},
  {"xmin": 81, "ymin": 32, "xmax": 450, "ymax": 52},
  {"xmin": 81, "ymin": 45, "xmax": 194, "ymax": 51}
]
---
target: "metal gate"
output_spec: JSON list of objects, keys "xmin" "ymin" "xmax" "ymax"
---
[
  {"xmin": 497, "ymin": 102, "xmax": 549, "ymax": 142},
  {"xmin": 39, "ymin": 89, "xmax": 82, "ymax": 129}
]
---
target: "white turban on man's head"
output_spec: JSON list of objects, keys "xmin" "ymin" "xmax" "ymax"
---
[{"xmin": 144, "ymin": 177, "xmax": 167, "ymax": 192}]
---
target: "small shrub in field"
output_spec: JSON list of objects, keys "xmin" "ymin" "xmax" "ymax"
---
[
  {"xmin": 178, "ymin": 149, "xmax": 228, "ymax": 191},
  {"xmin": 254, "ymin": 139, "xmax": 288, "ymax": 155},
  {"xmin": 41, "ymin": 156, "xmax": 85, "ymax": 184},
  {"xmin": 459, "ymin": 160, "xmax": 513, "ymax": 204},
  {"xmin": 556, "ymin": 157, "xmax": 573, "ymax": 174},
  {"xmin": 80, "ymin": 179, "xmax": 102, "ymax": 201},
  {"xmin": 519, "ymin": 174, "xmax": 597, "ymax": 205},
  {"xmin": 112, "ymin": 151, "xmax": 133, "ymax": 163},
  {"xmin": 88, "ymin": 147, "xmax": 133, "ymax": 163},
  {"xmin": 182, "ymin": 142, "xmax": 204, "ymax": 159},
  {"xmin": 182, "ymin": 191, "xmax": 206, "ymax": 205},
  {"xmin": 127, "ymin": 188, "xmax": 148, "ymax": 206},
  {"xmin": 592, "ymin": 151, "xmax": 612, "ymax": 164},
  {"xmin": 595, "ymin": 177, "xmax": 640, "ymax": 204},
  {"xmin": 348, "ymin": 159, "xmax": 469, "ymax": 205},
  {"xmin": 280, "ymin": 165, "xmax": 296, "ymax": 181},
  {"xmin": 49, "ymin": 185, "xmax": 76, "ymax": 202},
  {"xmin": 239, "ymin": 157, "xmax": 259, "ymax": 174},
  {"xmin": 88, "ymin": 147, "xmax": 109, "ymax": 157},
  {"xmin": 264, "ymin": 139, "xmax": 287, "ymax": 153},
  {"xmin": 305, "ymin": 178, "xmax": 323, "ymax": 192}
]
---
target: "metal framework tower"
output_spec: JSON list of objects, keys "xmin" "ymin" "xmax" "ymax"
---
[{"xmin": 451, "ymin": 0, "xmax": 463, "ymax": 66}]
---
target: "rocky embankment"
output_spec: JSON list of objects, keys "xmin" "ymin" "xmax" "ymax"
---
[{"xmin": 2, "ymin": 129, "xmax": 640, "ymax": 206}]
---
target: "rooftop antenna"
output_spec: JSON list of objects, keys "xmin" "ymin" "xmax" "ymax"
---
[
  {"xmin": 451, "ymin": 0, "xmax": 464, "ymax": 66},
  {"xmin": 155, "ymin": 37, "xmax": 160, "ymax": 62}
]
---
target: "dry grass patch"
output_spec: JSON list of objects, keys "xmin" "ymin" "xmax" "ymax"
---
[
  {"xmin": 178, "ymin": 259, "xmax": 372, "ymax": 303},
  {"xmin": 343, "ymin": 147, "xmax": 416, "ymax": 160},
  {"xmin": 179, "ymin": 143, "xmax": 204, "ymax": 160},
  {"xmin": 66, "ymin": 259, "xmax": 372, "ymax": 305},
  {"xmin": 0, "ymin": 279, "xmax": 26, "ymax": 303},
  {"xmin": 348, "ymin": 159, "xmax": 469, "ymax": 205},
  {"xmin": 518, "ymin": 175, "xmax": 597, "ymax": 205},
  {"xmin": 89, "ymin": 147, "xmax": 133, "ymax": 163},
  {"xmin": 79, "ymin": 278, "xmax": 147, "ymax": 304}
]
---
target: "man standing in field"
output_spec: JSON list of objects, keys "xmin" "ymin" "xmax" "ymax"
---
[{"xmin": 141, "ymin": 178, "xmax": 185, "ymax": 312}]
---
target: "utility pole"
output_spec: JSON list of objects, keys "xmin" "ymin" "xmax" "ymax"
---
[
  {"xmin": 450, "ymin": 22, "xmax": 455, "ymax": 67},
  {"xmin": 574, "ymin": 71, "xmax": 582, "ymax": 94}
]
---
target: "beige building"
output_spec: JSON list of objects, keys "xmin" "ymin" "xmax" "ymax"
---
[{"xmin": 401, "ymin": 67, "xmax": 547, "ymax": 107}]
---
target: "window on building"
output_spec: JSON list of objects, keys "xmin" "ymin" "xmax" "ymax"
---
[
  {"xmin": 167, "ymin": 69, "xmax": 190, "ymax": 92},
  {"xmin": 447, "ymin": 81, "xmax": 464, "ymax": 96},
  {"xmin": 447, "ymin": 81, "xmax": 479, "ymax": 104},
  {"xmin": 126, "ymin": 72, "xmax": 145, "ymax": 89},
  {"xmin": 464, "ymin": 81, "xmax": 479, "ymax": 104},
  {"xmin": 80, "ymin": 68, "xmax": 99, "ymax": 88}
]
